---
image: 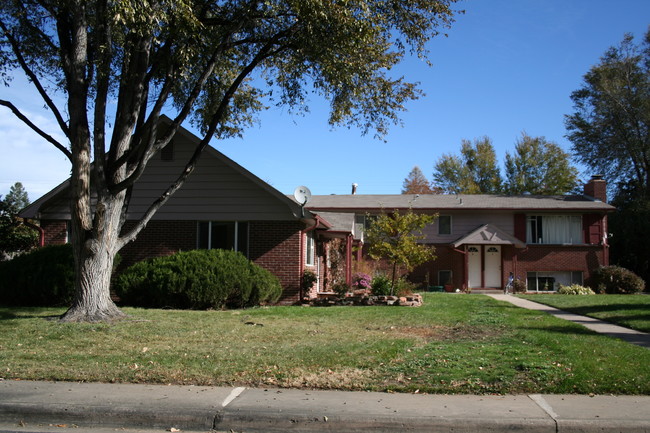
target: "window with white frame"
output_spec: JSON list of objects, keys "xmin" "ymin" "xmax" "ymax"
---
[
  {"xmin": 526, "ymin": 215, "xmax": 582, "ymax": 244},
  {"xmin": 438, "ymin": 215, "xmax": 452, "ymax": 235},
  {"xmin": 526, "ymin": 271, "xmax": 583, "ymax": 292},
  {"xmin": 197, "ymin": 221, "xmax": 249, "ymax": 257},
  {"xmin": 305, "ymin": 231, "xmax": 315, "ymax": 266}
]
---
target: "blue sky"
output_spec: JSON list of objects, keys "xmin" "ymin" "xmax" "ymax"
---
[{"xmin": 2, "ymin": 0, "xmax": 649, "ymax": 201}]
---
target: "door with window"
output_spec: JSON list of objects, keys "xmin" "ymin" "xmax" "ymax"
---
[
  {"xmin": 467, "ymin": 244, "xmax": 502, "ymax": 288},
  {"xmin": 467, "ymin": 246, "xmax": 481, "ymax": 288},
  {"xmin": 484, "ymin": 246, "xmax": 501, "ymax": 288}
]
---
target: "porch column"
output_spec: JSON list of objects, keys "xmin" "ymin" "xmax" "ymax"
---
[{"xmin": 345, "ymin": 234, "xmax": 353, "ymax": 286}]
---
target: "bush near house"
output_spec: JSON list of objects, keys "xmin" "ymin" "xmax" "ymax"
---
[
  {"xmin": 591, "ymin": 266, "xmax": 645, "ymax": 294},
  {"xmin": 114, "ymin": 249, "xmax": 282, "ymax": 309},
  {"xmin": 557, "ymin": 284, "xmax": 595, "ymax": 295},
  {"xmin": 0, "ymin": 244, "xmax": 75, "ymax": 306}
]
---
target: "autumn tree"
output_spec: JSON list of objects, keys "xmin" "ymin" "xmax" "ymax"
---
[
  {"xmin": 432, "ymin": 136, "xmax": 502, "ymax": 194},
  {"xmin": 402, "ymin": 166, "xmax": 436, "ymax": 194},
  {"xmin": 365, "ymin": 209, "xmax": 436, "ymax": 294},
  {"xmin": 565, "ymin": 28, "xmax": 650, "ymax": 196},
  {"xmin": 503, "ymin": 133, "xmax": 578, "ymax": 195},
  {"xmin": 0, "ymin": 0, "xmax": 459, "ymax": 321},
  {"xmin": 566, "ymin": 29, "xmax": 650, "ymax": 283},
  {"xmin": 0, "ymin": 182, "xmax": 37, "ymax": 259}
]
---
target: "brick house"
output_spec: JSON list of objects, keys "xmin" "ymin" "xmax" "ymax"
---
[
  {"xmin": 304, "ymin": 176, "xmax": 614, "ymax": 293},
  {"xmin": 19, "ymin": 123, "xmax": 330, "ymax": 304},
  {"xmin": 21, "ymin": 119, "xmax": 614, "ymax": 300}
]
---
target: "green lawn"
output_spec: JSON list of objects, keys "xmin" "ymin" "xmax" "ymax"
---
[
  {"xmin": 519, "ymin": 294, "xmax": 650, "ymax": 333},
  {"xmin": 1, "ymin": 293, "xmax": 649, "ymax": 395}
]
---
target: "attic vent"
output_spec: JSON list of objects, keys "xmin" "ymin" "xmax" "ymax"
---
[{"xmin": 161, "ymin": 142, "xmax": 174, "ymax": 161}]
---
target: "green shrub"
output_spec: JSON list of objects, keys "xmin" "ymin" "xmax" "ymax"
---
[
  {"xmin": 393, "ymin": 277, "xmax": 416, "ymax": 296},
  {"xmin": 371, "ymin": 275, "xmax": 392, "ymax": 296},
  {"xmin": 115, "ymin": 249, "xmax": 282, "ymax": 309},
  {"xmin": 512, "ymin": 278, "xmax": 527, "ymax": 293},
  {"xmin": 591, "ymin": 266, "xmax": 645, "ymax": 294},
  {"xmin": 0, "ymin": 244, "xmax": 75, "ymax": 306},
  {"xmin": 557, "ymin": 284, "xmax": 595, "ymax": 295}
]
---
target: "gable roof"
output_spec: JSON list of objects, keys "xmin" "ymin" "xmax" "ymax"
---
[
  {"xmin": 20, "ymin": 118, "xmax": 311, "ymax": 222},
  {"xmin": 304, "ymin": 194, "xmax": 615, "ymax": 212},
  {"xmin": 452, "ymin": 224, "xmax": 526, "ymax": 248}
]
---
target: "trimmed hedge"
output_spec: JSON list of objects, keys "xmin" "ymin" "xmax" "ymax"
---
[
  {"xmin": 115, "ymin": 249, "xmax": 282, "ymax": 309},
  {"xmin": 591, "ymin": 265, "xmax": 645, "ymax": 294},
  {"xmin": 0, "ymin": 244, "xmax": 75, "ymax": 306}
]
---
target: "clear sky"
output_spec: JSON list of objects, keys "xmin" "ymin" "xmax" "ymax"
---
[{"xmin": 2, "ymin": 0, "xmax": 649, "ymax": 201}]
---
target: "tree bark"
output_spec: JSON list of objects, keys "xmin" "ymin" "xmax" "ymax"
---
[{"xmin": 60, "ymin": 196, "xmax": 126, "ymax": 323}]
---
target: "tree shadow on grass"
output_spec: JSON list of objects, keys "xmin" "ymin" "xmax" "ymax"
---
[{"xmin": 0, "ymin": 307, "xmax": 62, "ymax": 321}]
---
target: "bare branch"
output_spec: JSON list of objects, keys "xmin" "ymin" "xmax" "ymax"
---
[
  {"xmin": 0, "ymin": 99, "xmax": 72, "ymax": 161},
  {"xmin": 0, "ymin": 17, "xmax": 70, "ymax": 138}
]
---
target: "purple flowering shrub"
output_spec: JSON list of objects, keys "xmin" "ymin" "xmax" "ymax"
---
[{"xmin": 351, "ymin": 272, "xmax": 372, "ymax": 291}]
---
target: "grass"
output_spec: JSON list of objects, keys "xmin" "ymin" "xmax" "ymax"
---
[
  {"xmin": 519, "ymin": 294, "xmax": 650, "ymax": 333},
  {"xmin": 1, "ymin": 293, "xmax": 649, "ymax": 395}
]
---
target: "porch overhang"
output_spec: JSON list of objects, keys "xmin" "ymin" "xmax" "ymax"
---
[{"xmin": 452, "ymin": 224, "xmax": 526, "ymax": 249}]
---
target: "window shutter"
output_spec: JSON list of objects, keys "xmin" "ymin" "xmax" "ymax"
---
[{"xmin": 514, "ymin": 214, "xmax": 526, "ymax": 242}]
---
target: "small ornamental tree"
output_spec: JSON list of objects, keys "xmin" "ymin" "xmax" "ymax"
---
[{"xmin": 365, "ymin": 209, "xmax": 436, "ymax": 294}]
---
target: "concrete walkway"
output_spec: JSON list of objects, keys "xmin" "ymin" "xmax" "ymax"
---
[
  {"xmin": 487, "ymin": 294, "xmax": 650, "ymax": 349},
  {"xmin": 2, "ymin": 380, "xmax": 650, "ymax": 432}
]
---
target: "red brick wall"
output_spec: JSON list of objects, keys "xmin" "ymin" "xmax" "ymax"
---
[
  {"xmin": 249, "ymin": 220, "xmax": 304, "ymax": 304},
  {"xmin": 118, "ymin": 220, "xmax": 197, "ymax": 269},
  {"xmin": 40, "ymin": 218, "xmax": 306, "ymax": 304},
  {"xmin": 513, "ymin": 245, "xmax": 605, "ymax": 285},
  {"xmin": 41, "ymin": 220, "xmax": 68, "ymax": 245}
]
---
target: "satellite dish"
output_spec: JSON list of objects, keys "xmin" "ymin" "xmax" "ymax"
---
[{"xmin": 293, "ymin": 185, "xmax": 312, "ymax": 205}]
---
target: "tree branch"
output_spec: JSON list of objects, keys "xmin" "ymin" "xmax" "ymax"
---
[
  {"xmin": 0, "ymin": 17, "xmax": 70, "ymax": 139},
  {"xmin": 117, "ymin": 29, "xmax": 294, "ymax": 248},
  {"xmin": 0, "ymin": 100, "xmax": 72, "ymax": 161}
]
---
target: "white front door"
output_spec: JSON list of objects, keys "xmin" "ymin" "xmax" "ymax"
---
[
  {"xmin": 467, "ymin": 245, "xmax": 481, "ymax": 288},
  {"xmin": 484, "ymin": 246, "xmax": 502, "ymax": 288}
]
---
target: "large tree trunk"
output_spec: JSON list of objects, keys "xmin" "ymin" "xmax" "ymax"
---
[
  {"xmin": 60, "ymin": 195, "xmax": 127, "ymax": 323},
  {"xmin": 60, "ymin": 245, "xmax": 125, "ymax": 322}
]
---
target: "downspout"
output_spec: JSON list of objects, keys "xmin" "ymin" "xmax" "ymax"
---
[{"xmin": 23, "ymin": 220, "xmax": 45, "ymax": 247}]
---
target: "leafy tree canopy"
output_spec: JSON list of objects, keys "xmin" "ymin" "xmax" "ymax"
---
[
  {"xmin": 0, "ymin": 0, "xmax": 460, "ymax": 321},
  {"xmin": 565, "ymin": 28, "xmax": 650, "ymax": 196},
  {"xmin": 432, "ymin": 136, "xmax": 502, "ymax": 194},
  {"xmin": 365, "ymin": 209, "xmax": 436, "ymax": 293},
  {"xmin": 504, "ymin": 133, "xmax": 579, "ymax": 195}
]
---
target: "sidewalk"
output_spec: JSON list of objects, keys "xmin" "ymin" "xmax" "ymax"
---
[
  {"xmin": 2, "ymin": 297, "xmax": 649, "ymax": 432},
  {"xmin": 487, "ymin": 294, "xmax": 650, "ymax": 349},
  {"xmin": 2, "ymin": 380, "xmax": 650, "ymax": 432}
]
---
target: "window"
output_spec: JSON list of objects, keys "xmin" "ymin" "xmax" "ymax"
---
[
  {"xmin": 305, "ymin": 231, "xmax": 315, "ymax": 265},
  {"xmin": 527, "ymin": 271, "xmax": 583, "ymax": 292},
  {"xmin": 197, "ymin": 221, "xmax": 249, "ymax": 257},
  {"xmin": 354, "ymin": 214, "xmax": 365, "ymax": 241},
  {"xmin": 438, "ymin": 270, "xmax": 452, "ymax": 286},
  {"xmin": 438, "ymin": 215, "xmax": 452, "ymax": 235},
  {"xmin": 526, "ymin": 215, "xmax": 582, "ymax": 244}
]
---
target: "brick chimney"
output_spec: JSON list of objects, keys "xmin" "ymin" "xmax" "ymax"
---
[{"xmin": 584, "ymin": 175, "xmax": 607, "ymax": 203}]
